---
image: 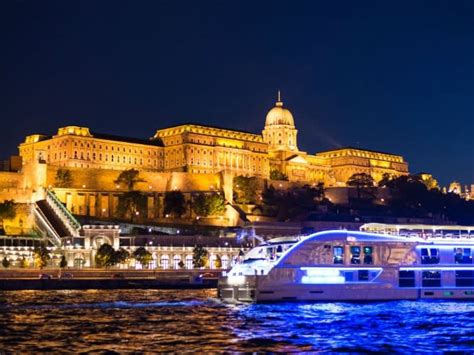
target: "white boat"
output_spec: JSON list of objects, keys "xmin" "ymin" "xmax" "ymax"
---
[{"xmin": 218, "ymin": 229, "xmax": 474, "ymax": 302}]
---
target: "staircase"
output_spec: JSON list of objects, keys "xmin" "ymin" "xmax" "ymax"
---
[
  {"xmin": 34, "ymin": 189, "xmax": 81, "ymax": 247},
  {"xmin": 230, "ymin": 204, "xmax": 250, "ymax": 224}
]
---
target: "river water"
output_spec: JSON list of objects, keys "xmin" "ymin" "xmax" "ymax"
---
[{"xmin": 1, "ymin": 289, "xmax": 474, "ymax": 352}]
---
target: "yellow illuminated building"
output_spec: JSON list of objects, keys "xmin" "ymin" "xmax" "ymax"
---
[
  {"xmin": 7, "ymin": 94, "xmax": 410, "ymax": 225},
  {"xmin": 18, "ymin": 94, "xmax": 408, "ymax": 187}
]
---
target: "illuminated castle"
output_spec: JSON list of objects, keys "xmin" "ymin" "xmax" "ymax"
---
[
  {"xmin": 19, "ymin": 93, "xmax": 408, "ymax": 185},
  {"xmin": 2, "ymin": 93, "xmax": 409, "ymax": 227}
]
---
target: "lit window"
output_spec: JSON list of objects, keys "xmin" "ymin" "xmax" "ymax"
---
[
  {"xmin": 333, "ymin": 246, "xmax": 344, "ymax": 264},
  {"xmin": 454, "ymin": 248, "xmax": 472, "ymax": 264},
  {"xmin": 363, "ymin": 246, "xmax": 373, "ymax": 264},
  {"xmin": 421, "ymin": 248, "xmax": 440, "ymax": 264},
  {"xmin": 350, "ymin": 246, "xmax": 361, "ymax": 264}
]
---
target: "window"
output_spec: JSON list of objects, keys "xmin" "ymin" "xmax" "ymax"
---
[
  {"xmin": 350, "ymin": 246, "xmax": 361, "ymax": 264},
  {"xmin": 333, "ymin": 246, "xmax": 344, "ymax": 264},
  {"xmin": 456, "ymin": 270, "xmax": 474, "ymax": 287},
  {"xmin": 160, "ymin": 255, "xmax": 169, "ymax": 269},
  {"xmin": 454, "ymin": 248, "xmax": 472, "ymax": 264},
  {"xmin": 185, "ymin": 255, "xmax": 193, "ymax": 269},
  {"xmin": 399, "ymin": 270, "xmax": 415, "ymax": 287},
  {"xmin": 421, "ymin": 248, "xmax": 440, "ymax": 264},
  {"xmin": 173, "ymin": 255, "xmax": 181, "ymax": 269},
  {"xmin": 358, "ymin": 270, "xmax": 369, "ymax": 281},
  {"xmin": 363, "ymin": 246, "xmax": 373, "ymax": 264},
  {"xmin": 422, "ymin": 271, "xmax": 441, "ymax": 287}
]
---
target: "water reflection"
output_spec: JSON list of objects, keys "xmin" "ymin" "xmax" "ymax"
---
[{"xmin": 1, "ymin": 289, "xmax": 474, "ymax": 352}]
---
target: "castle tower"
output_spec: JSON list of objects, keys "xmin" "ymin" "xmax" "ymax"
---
[{"xmin": 262, "ymin": 91, "xmax": 298, "ymax": 152}]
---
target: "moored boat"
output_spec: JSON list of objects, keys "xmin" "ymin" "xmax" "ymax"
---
[{"xmin": 218, "ymin": 228, "xmax": 474, "ymax": 302}]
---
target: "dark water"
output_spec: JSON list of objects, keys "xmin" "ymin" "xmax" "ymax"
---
[{"xmin": 1, "ymin": 290, "xmax": 474, "ymax": 352}]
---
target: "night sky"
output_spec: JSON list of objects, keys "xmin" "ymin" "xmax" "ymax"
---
[{"xmin": 1, "ymin": 1, "xmax": 473, "ymax": 186}]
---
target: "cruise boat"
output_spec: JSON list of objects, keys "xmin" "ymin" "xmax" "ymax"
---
[{"xmin": 218, "ymin": 229, "xmax": 474, "ymax": 302}]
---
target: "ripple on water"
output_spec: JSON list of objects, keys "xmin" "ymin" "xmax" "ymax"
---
[{"xmin": 1, "ymin": 290, "xmax": 474, "ymax": 352}]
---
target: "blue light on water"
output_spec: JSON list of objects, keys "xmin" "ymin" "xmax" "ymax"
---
[{"xmin": 2, "ymin": 290, "xmax": 474, "ymax": 352}]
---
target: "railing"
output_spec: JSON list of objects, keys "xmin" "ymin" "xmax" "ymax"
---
[
  {"xmin": 33, "ymin": 204, "xmax": 62, "ymax": 247},
  {"xmin": 45, "ymin": 189, "xmax": 81, "ymax": 237}
]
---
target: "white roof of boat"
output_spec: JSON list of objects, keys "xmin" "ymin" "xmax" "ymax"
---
[
  {"xmin": 304, "ymin": 230, "xmax": 424, "ymax": 243},
  {"xmin": 361, "ymin": 223, "xmax": 474, "ymax": 232}
]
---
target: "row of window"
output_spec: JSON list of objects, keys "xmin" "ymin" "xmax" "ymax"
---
[
  {"xmin": 420, "ymin": 248, "xmax": 474, "ymax": 265},
  {"xmin": 333, "ymin": 246, "xmax": 374, "ymax": 265},
  {"xmin": 399, "ymin": 270, "xmax": 474, "ymax": 288},
  {"xmin": 72, "ymin": 141, "xmax": 159, "ymax": 155},
  {"xmin": 323, "ymin": 150, "xmax": 403, "ymax": 163}
]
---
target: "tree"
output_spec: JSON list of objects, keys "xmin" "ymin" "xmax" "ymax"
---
[
  {"xmin": 95, "ymin": 243, "xmax": 116, "ymax": 268},
  {"xmin": 0, "ymin": 200, "xmax": 16, "ymax": 232},
  {"xmin": 33, "ymin": 243, "xmax": 51, "ymax": 269},
  {"xmin": 59, "ymin": 255, "xmax": 67, "ymax": 268},
  {"xmin": 116, "ymin": 191, "xmax": 147, "ymax": 222},
  {"xmin": 270, "ymin": 169, "xmax": 288, "ymax": 181},
  {"xmin": 261, "ymin": 185, "xmax": 325, "ymax": 221},
  {"xmin": 233, "ymin": 176, "xmax": 258, "ymax": 204},
  {"xmin": 418, "ymin": 173, "xmax": 439, "ymax": 190},
  {"xmin": 163, "ymin": 190, "xmax": 186, "ymax": 217},
  {"xmin": 378, "ymin": 173, "xmax": 392, "ymax": 188},
  {"xmin": 214, "ymin": 255, "xmax": 222, "ymax": 269},
  {"xmin": 113, "ymin": 248, "xmax": 130, "ymax": 265},
  {"xmin": 2, "ymin": 257, "xmax": 10, "ymax": 268},
  {"xmin": 20, "ymin": 256, "xmax": 28, "ymax": 268},
  {"xmin": 192, "ymin": 245, "xmax": 209, "ymax": 269},
  {"xmin": 55, "ymin": 169, "xmax": 73, "ymax": 188},
  {"xmin": 192, "ymin": 193, "xmax": 226, "ymax": 217},
  {"xmin": 132, "ymin": 247, "xmax": 152, "ymax": 268},
  {"xmin": 346, "ymin": 173, "xmax": 376, "ymax": 200},
  {"xmin": 178, "ymin": 260, "xmax": 185, "ymax": 269},
  {"xmin": 114, "ymin": 169, "xmax": 145, "ymax": 191}
]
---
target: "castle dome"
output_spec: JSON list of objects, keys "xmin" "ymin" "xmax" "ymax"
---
[{"xmin": 265, "ymin": 92, "xmax": 295, "ymax": 127}]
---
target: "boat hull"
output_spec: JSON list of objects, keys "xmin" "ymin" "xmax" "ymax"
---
[{"xmin": 218, "ymin": 278, "xmax": 474, "ymax": 303}]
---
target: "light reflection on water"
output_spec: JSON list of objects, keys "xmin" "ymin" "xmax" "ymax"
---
[{"xmin": 1, "ymin": 289, "xmax": 474, "ymax": 352}]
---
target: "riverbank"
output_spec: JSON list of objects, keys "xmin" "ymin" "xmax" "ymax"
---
[{"xmin": 0, "ymin": 269, "xmax": 220, "ymax": 290}]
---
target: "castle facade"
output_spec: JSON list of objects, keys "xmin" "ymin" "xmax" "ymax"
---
[{"xmin": 19, "ymin": 95, "xmax": 408, "ymax": 187}]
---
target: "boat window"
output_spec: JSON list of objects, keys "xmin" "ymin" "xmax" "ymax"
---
[
  {"xmin": 363, "ymin": 246, "xmax": 373, "ymax": 264},
  {"xmin": 455, "ymin": 270, "xmax": 474, "ymax": 287},
  {"xmin": 420, "ymin": 248, "xmax": 440, "ymax": 264},
  {"xmin": 333, "ymin": 246, "xmax": 344, "ymax": 264},
  {"xmin": 399, "ymin": 270, "xmax": 415, "ymax": 287},
  {"xmin": 454, "ymin": 248, "xmax": 472, "ymax": 264},
  {"xmin": 350, "ymin": 246, "xmax": 361, "ymax": 264},
  {"xmin": 422, "ymin": 271, "xmax": 441, "ymax": 287},
  {"xmin": 358, "ymin": 270, "xmax": 369, "ymax": 281},
  {"xmin": 344, "ymin": 271, "xmax": 354, "ymax": 282}
]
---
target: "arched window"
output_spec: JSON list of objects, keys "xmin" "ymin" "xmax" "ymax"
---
[
  {"xmin": 173, "ymin": 255, "xmax": 181, "ymax": 269},
  {"xmin": 221, "ymin": 255, "xmax": 229, "ymax": 269},
  {"xmin": 160, "ymin": 255, "xmax": 169, "ymax": 269},
  {"xmin": 185, "ymin": 255, "xmax": 193, "ymax": 269}
]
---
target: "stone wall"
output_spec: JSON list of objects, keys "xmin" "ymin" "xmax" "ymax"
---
[{"xmin": 46, "ymin": 166, "xmax": 222, "ymax": 193}]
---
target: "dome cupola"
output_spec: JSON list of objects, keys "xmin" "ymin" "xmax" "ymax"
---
[
  {"xmin": 262, "ymin": 91, "xmax": 298, "ymax": 152},
  {"xmin": 265, "ymin": 91, "xmax": 295, "ymax": 127}
]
